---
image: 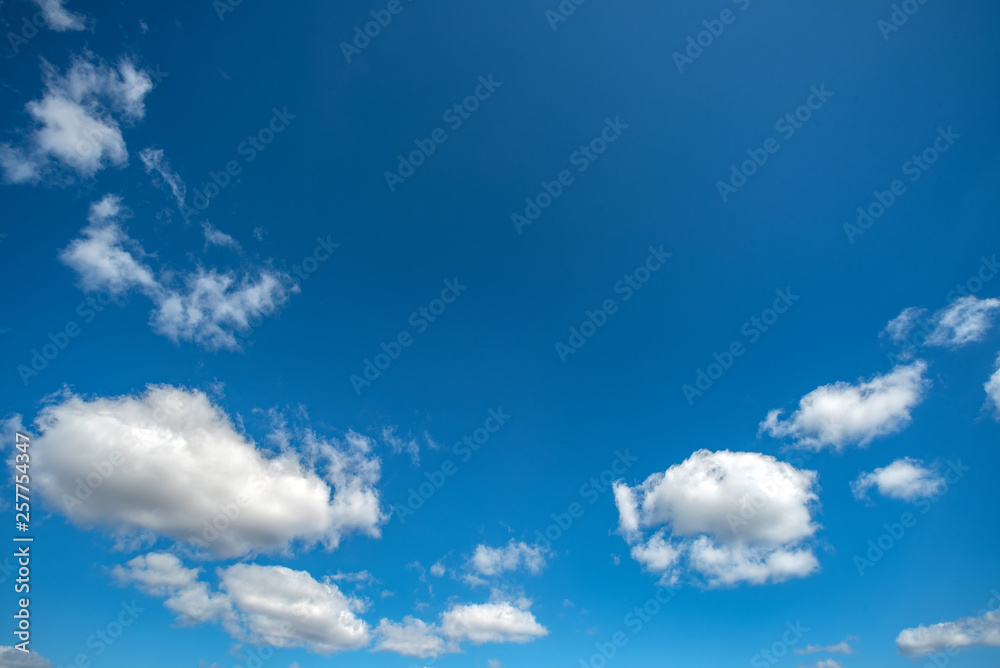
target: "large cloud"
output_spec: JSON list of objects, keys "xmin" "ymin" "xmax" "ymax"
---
[
  {"xmin": 59, "ymin": 195, "xmax": 297, "ymax": 351},
  {"xmin": 1, "ymin": 53, "xmax": 151, "ymax": 183},
  {"xmin": 851, "ymin": 457, "xmax": 944, "ymax": 502},
  {"xmin": 896, "ymin": 609, "xmax": 1000, "ymax": 658},
  {"xmin": 32, "ymin": 385, "xmax": 385, "ymax": 558},
  {"xmin": 759, "ymin": 362, "xmax": 929, "ymax": 451},
  {"xmin": 114, "ymin": 554, "xmax": 370, "ymax": 653},
  {"xmin": 613, "ymin": 450, "xmax": 820, "ymax": 587}
]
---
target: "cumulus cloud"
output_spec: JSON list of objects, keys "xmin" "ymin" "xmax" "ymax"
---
[
  {"xmin": 59, "ymin": 195, "xmax": 297, "ymax": 351},
  {"xmin": 896, "ymin": 608, "xmax": 1000, "ymax": 658},
  {"xmin": 441, "ymin": 601, "xmax": 548, "ymax": 644},
  {"xmin": 32, "ymin": 385, "xmax": 386, "ymax": 558},
  {"xmin": 139, "ymin": 148, "xmax": 186, "ymax": 211},
  {"xmin": 884, "ymin": 296, "xmax": 1000, "ymax": 351},
  {"xmin": 851, "ymin": 458, "xmax": 945, "ymax": 502},
  {"xmin": 373, "ymin": 617, "xmax": 453, "ymax": 658},
  {"xmin": 759, "ymin": 362, "xmax": 929, "ymax": 451},
  {"xmin": 613, "ymin": 450, "xmax": 821, "ymax": 587},
  {"xmin": 1, "ymin": 53, "xmax": 151, "ymax": 183},
  {"xmin": 468, "ymin": 541, "xmax": 548, "ymax": 578},
  {"xmin": 0, "ymin": 647, "xmax": 53, "ymax": 667},
  {"xmin": 33, "ymin": 0, "xmax": 86, "ymax": 31},
  {"xmin": 115, "ymin": 555, "xmax": 370, "ymax": 654}
]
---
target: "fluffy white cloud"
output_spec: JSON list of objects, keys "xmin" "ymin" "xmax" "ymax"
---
[
  {"xmin": 0, "ymin": 647, "xmax": 52, "ymax": 667},
  {"xmin": 59, "ymin": 195, "xmax": 297, "ymax": 351},
  {"xmin": 33, "ymin": 0, "xmax": 86, "ymax": 31},
  {"xmin": 884, "ymin": 296, "xmax": 1000, "ymax": 350},
  {"xmin": 851, "ymin": 457, "xmax": 944, "ymax": 502},
  {"xmin": 115, "ymin": 555, "xmax": 370, "ymax": 654},
  {"xmin": 759, "ymin": 362, "xmax": 929, "ymax": 451},
  {"xmin": 613, "ymin": 450, "xmax": 820, "ymax": 587},
  {"xmin": 985, "ymin": 355, "xmax": 1000, "ymax": 419},
  {"xmin": 896, "ymin": 609, "xmax": 1000, "ymax": 657},
  {"xmin": 441, "ymin": 601, "xmax": 548, "ymax": 645},
  {"xmin": 1, "ymin": 54, "xmax": 151, "ymax": 183},
  {"xmin": 373, "ymin": 617, "xmax": 453, "ymax": 658},
  {"xmin": 468, "ymin": 541, "xmax": 548, "ymax": 577},
  {"xmin": 798, "ymin": 660, "xmax": 843, "ymax": 668},
  {"xmin": 32, "ymin": 386, "xmax": 386, "ymax": 558},
  {"xmin": 139, "ymin": 147, "xmax": 186, "ymax": 211}
]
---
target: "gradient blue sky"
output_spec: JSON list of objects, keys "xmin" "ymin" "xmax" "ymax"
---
[{"xmin": 1, "ymin": 1, "xmax": 1000, "ymax": 667}]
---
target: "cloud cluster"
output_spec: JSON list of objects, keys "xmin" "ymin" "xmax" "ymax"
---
[
  {"xmin": 32, "ymin": 385, "xmax": 385, "ymax": 558},
  {"xmin": 1, "ymin": 53, "xmax": 151, "ymax": 183},
  {"xmin": 613, "ymin": 450, "xmax": 821, "ymax": 587},
  {"xmin": 468, "ymin": 540, "xmax": 548, "ymax": 578},
  {"xmin": 885, "ymin": 296, "xmax": 1000, "ymax": 350},
  {"xmin": 759, "ymin": 362, "xmax": 929, "ymax": 451},
  {"xmin": 60, "ymin": 195, "xmax": 296, "ymax": 350},
  {"xmin": 896, "ymin": 609, "xmax": 1000, "ymax": 657},
  {"xmin": 851, "ymin": 458, "xmax": 944, "ymax": 502}
]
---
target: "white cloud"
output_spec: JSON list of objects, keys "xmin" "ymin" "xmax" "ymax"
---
[
  {"xmin": 794, "ymin": 637, "xmax": 857, "ymax": 655},
  {"xmin": 139, "ymin": 148, "xmax": 186, "ymax": 211},
  {"xmin": 1, "ymin": 54, "xmax": 151, "ymax": 183},
  {"xmin": 116, "ymin": 555, "xmax": 370, "ymax": 654},
  {"xmin": 468, "ymin": 541, "xmax": 548, "ymax": 578},
  {"xmin": 202, "ymin": 222, "xmax": 241, "ymax": 252},
  {"xmin": 896, "ymin": 609, "xmax": 1000, "ymax": 657},
  {"xmin": 985, "ymin": 355, "xmax": 1000, "ymax": 419},
  {"xmin": 798, "ymin": 660, "xmax": 843, "ymax": 668},
  {"xmin": 0, "ymin": 647, "xmax": 52, "ymax": 667},
  {"xmin": 759, "ymin": 361, "xmax": 929, "ymax": 451},
  {"xmin": 33, "ymin": 0, "xmax": 86, "ymax": 31},
  {"xmin": 883, "ymin": 307, "xmax": 927, "ymax": 345},
  {"xmin": 60, "ymin": 195, "xmax": 297, "ymax": 351},
  {"xmin": 382, "ymin": 426, "xmax": 419, "ymax": 464},
  {"xmin": 429, "ymin": 561, "xmax": 446, "ymax": 577},
  {"xmin": 372, "ymin": 617, "xmax": 453, "ymax": 658},
  {"xmin": 927, "ymin": 296, "xmax": 1000, "ymax": 347},
  {"xmin": 613, "ymin": 450, "xmax": 820, "ymax": 587},
  {"xmin": 441, "ymin": 601, "xmax": 548, "ymax": 644},
  {"xmin": 851, "ymin": 458, "xmax": 945, "ymax": 502},
  {"xmin": 32, "ymin": 385, "xmax": 386, "ymax": 559}
]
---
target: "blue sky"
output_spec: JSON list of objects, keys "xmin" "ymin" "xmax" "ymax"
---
[{"xmin": 1, "ymin": 0, "xmax": 1000, "ymax": 667}]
